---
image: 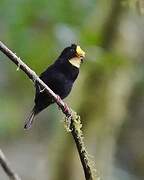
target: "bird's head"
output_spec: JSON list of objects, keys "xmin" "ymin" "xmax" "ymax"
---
[{"xmin": 59, "ymin": 44, "xmax": 85, "ymax": 68}]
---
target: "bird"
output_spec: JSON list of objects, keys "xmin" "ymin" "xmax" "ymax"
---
[{"xmin": 24, "ymin": 44, "xmax": 85, "ymax": 130}]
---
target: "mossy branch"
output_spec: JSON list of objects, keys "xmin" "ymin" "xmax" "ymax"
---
[{"xmin": 0, "ymin": 41, "xmax": 99, "ymax": 180}]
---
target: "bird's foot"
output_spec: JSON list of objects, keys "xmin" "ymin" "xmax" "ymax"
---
[
  {"xmin": 56, "ymin": 95, "xmax": 61, "ymax": 104},
  {"xmin": 56, "ymin": 95, "xmax": 69, "ymax": 113},
  {"xmin": 40, "ymin": 88, "xmax": 45, "ymax": 93},
  {"xmin": 63, "ymin": 103, "xmax": 69, "ymax": 113},
  {"xmin": 56, "ymin": 95, "xmax": 61, "ymax": 110},
  {"xmin": 38, "ymin": 85, "xmax": 45, "ymax": 93}
]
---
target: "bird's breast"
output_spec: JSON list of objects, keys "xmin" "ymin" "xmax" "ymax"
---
[{"xmin": 53, "ymin": 77, "xmax": 73, "ymax": 99}]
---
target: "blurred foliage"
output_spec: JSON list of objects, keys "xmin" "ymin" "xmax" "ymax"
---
[{"xmin": 0, "ymin": 0, "xmax": 144, "ymax": 180}]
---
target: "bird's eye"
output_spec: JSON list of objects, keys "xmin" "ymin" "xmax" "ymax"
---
[{"xmin": 70, "ymin": 49, "xmax": 75, "ymax": 53}]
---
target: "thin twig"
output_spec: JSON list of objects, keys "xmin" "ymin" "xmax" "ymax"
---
[
  {"xmin": 0, "ymin": 41, "xmax": 96, "ymax": 180},
  {"xmin": 0, "ymin": 149, "xmax": 21, "ymax": 180}
]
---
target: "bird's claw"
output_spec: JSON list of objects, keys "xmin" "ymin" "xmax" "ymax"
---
[
  {"xmin": 56, "ymin": 95, "xmax": 61, "ymax": 104},
  {"xmin": 63, "ymin": 103, "xmax": 69, "ymax": 113},
  {"xmin": 56, "ymin": 95, "xmax": 62, "ymax": 110},
  {"xmin": 38, "ymin": 85, "xmax": 45, "ymax": 93},
  {"xmin": 40, "ymin": 88, "xmax": 45, "ymax": 93}
]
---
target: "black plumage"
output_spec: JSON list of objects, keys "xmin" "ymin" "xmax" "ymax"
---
[{"xmin": 24, "ymin": 44, "xmax": 85, "ymax": 129}]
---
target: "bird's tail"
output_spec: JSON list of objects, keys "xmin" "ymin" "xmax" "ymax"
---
[{"xmin": 24, "ymin": 108, "xmax": 36, "ymax": 130}]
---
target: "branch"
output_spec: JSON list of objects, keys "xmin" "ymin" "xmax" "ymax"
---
[
  {"xmin": 0, "ymin": 41, "xmax": 98, "ymax": 180},
  {"xmin": 0, "ymin": 149, "xmax": 21, "ymax": 180}
]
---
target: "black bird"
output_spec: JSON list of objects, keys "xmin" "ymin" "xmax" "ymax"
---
[{"xmin": 24, "ymin": 44, "xmax": 85, "ymax": 129}]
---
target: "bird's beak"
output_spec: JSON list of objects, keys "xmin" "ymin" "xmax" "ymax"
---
[{"xmin": 76, "ymin": 46, "xmax": 85, "ymax": 59}]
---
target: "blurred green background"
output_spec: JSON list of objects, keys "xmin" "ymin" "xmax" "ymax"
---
[{"xmin": 0, "ymin": 0, "xmax": 144, "ymax": 179}]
